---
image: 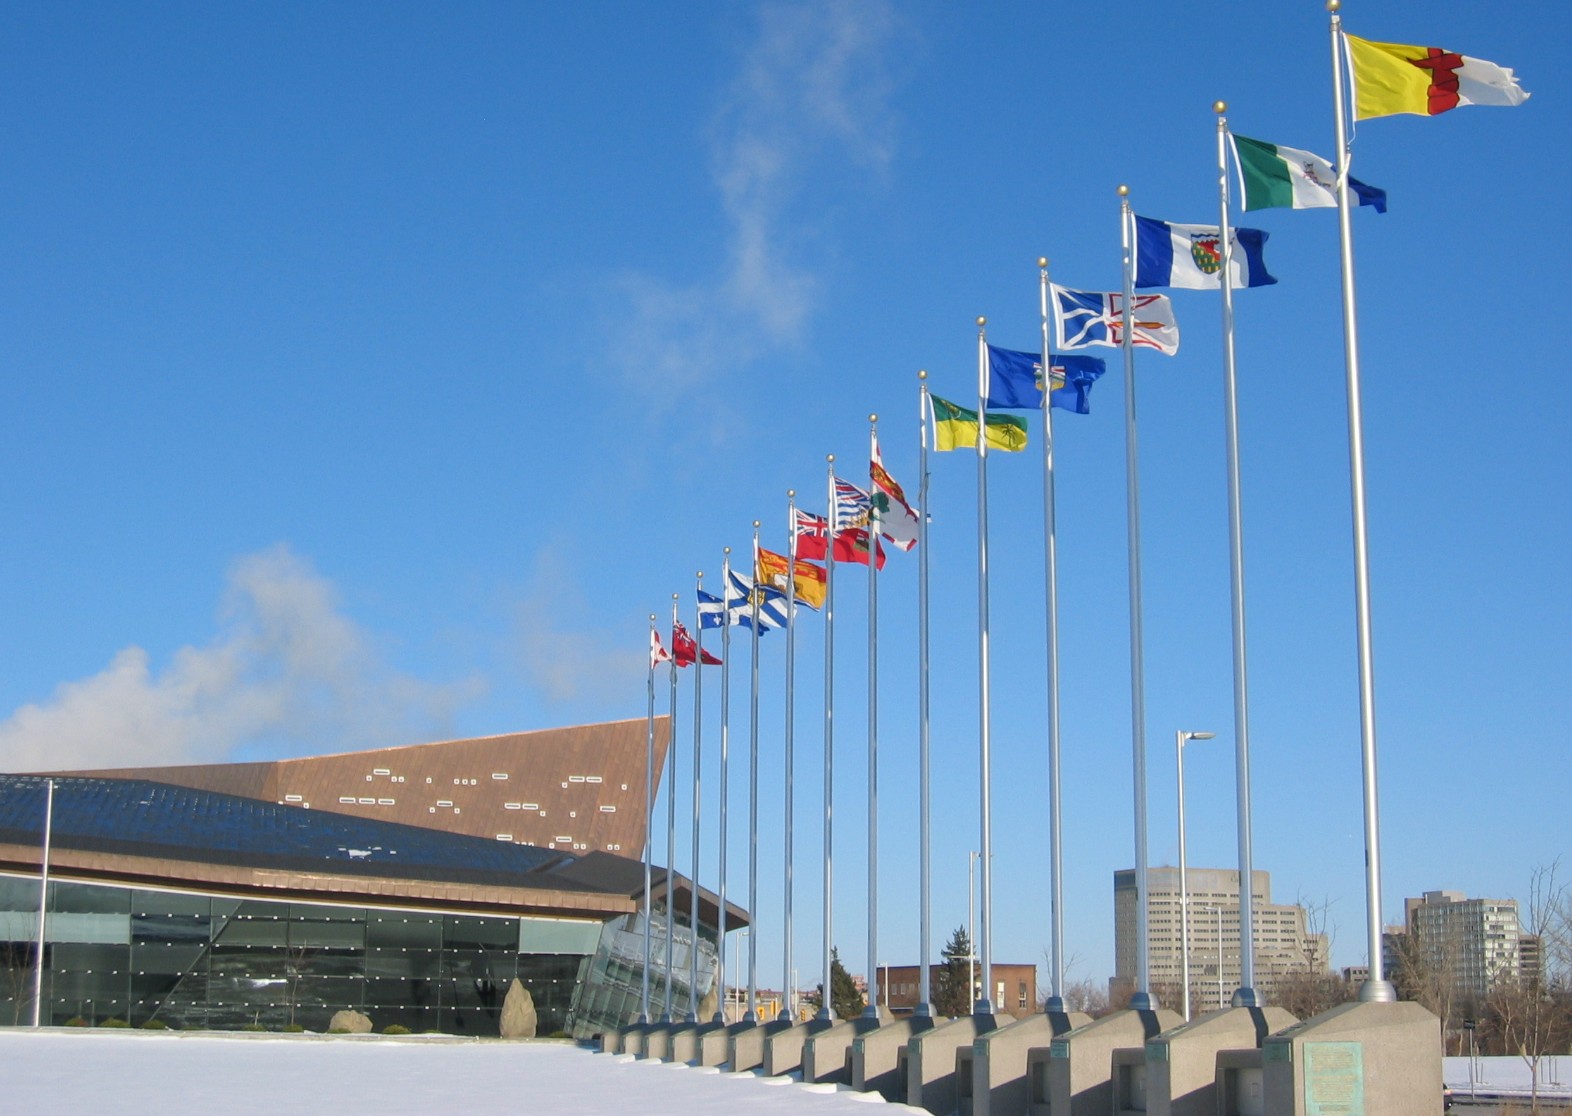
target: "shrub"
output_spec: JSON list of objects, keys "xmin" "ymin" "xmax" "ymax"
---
[
  {"xmin": 100, "ymin": 1018, "xmax": 130, "ymax": 1029},
  {"xmin": 381, "ymin": 1024, "xmax": 412, "ymax": 1035},
  {"xmin": 281, "ymin": 1023, "xmax": 306, "ymax": 1033},
  {"xmin": 140, "ymin": 1019, "xmax": 169, "ymax": 1030},
  {"xmin": 327, "ymin": 1027, "xmax": 352, "ymax": 1034},
  {"xmin": 240, "ymin": 1023, "xmax": 267, "ymax": 1032},
  {"xmin": 64, "ymin": 1016, "xmax": 90, "ymax": 1028}
]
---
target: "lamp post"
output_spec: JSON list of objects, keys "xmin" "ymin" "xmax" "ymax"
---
[{"xmin": 1176, "ymin": 730, "xmax": 1215, "ymax": 1021}]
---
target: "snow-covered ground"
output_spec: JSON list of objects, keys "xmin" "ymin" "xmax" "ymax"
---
[
  {"xmin": 1444, "ymin": 1055, "xmax": 1572, "ymax": 1100},
  {"xmin": 0, "ymin": 1029, "xmax": 925, "ymax": 1114}
]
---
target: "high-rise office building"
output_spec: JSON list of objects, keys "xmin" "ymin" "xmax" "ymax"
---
[{"xmin": 1402, "ymin": 890, "xmax": 1522, "ymax": 999}]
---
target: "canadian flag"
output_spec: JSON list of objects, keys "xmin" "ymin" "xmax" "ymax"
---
[{"xmin": 650, "ymin": 629, "xmax": 672, "ymax": 670}]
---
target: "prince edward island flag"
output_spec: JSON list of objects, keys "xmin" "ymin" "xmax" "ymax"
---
[{"xmin": 1134, "ymin": 215, "xmax": 1276, "ymax": 291}]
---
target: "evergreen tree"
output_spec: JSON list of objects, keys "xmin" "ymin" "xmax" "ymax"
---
[
  {"xmin": 812, "ymin": 947, "xmax": 866, "ymax": 1021},
  {"xmin": 933, "ymin": 926, "xmax": 974, "ymax": 1018}
]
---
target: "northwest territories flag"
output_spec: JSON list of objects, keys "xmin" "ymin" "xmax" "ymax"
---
[
  {"xmin": 985, "ymin": 344, "xmax": 1106, "ymax": 415},
  {"xmin": 1134, "ymin": 216, "xmax": 1277, "ymax": 291},
  {"xmin": 1051, "ymin": 285, "xmax": 1179, "ymax": 355}
]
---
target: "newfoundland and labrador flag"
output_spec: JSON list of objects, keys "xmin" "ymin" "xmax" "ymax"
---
[
  {"xmin": 985, "ymin": 344, "xmax": 1106, "ymax": 415},
  {"xmin": 1051, "ymin": 285, "xmax": 1179, "ymax": 355},
  {"xmin": 1229, "ymin": 133, "xmax": 1387, "ymax": 213},
  {"xmin": 1134, "ymin": 216, "xmax": 1276, "ymax": 291}
]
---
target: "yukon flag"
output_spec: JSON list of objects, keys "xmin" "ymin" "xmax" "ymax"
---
[
  {"xmin": 1345, "ymin": 33, "xmax": 1529, "ymax": 120},
  {"xmin": 870, "ymin": 435, "xmax": 919, "ymax": 552},
  {"xmin": 1229, "ymin": 133, "xmax": 1387, "ymax": 213}
]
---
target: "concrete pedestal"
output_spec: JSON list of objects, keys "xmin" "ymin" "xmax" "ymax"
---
[
  {"xmin": 732, "ymin": 1017, "xmax": 795, "ymax": 1073},
  {"xmin": 670, "ymin": 1018, "xmax": 727, "ymax": 1064},
  {"xmin": 643, "ymin": 1020, "xmax": 694, "ymax": 1062},
  {"xmin": 851, "ymin": 1014, "xmax": 934, "ymax": 1101},
  {"xmin": 1033, "ymin": 1008, "xmax": 1180, "ymax": 1116},
  {"xmin": 1215, "ymin": 1048, "xmax": 1266, "ymax": 1116},
  {"xmin": 1143, "ymin": 1006, "xmax": 1296, "ymax": 1116},
  {"xmin": 698, "ymin": 1019, "xmax": 759, "ymax": 1067},
  {"xmin": 763, "ymin": 1016, "xmax": 836, "ymax": 1077},
  {"xmin": 958, "ymin": 1010, "xmax": 1090, "ymax": 1116},
  {"xmin": 610, "ymin": 1020, "xmax": 657, "ymax": 1057},
  {"xmin": 907, "ymin": 1013, "xmax": 1009, "ymax": 1116},
  {"xmin": 1261, "ymin": 1000, "xmax": 1441, "ymax": 1116},
  {"xmin": 802, "ymin": 1011, "xmax": 889, "ymax": 1084}
]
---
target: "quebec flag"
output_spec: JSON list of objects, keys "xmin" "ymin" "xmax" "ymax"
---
[
  {"xmin": 1051, "ymin": 285, "xmax": 1180, "ymax": 355},
  {"xmin": 1134, "ymin": 215, "xmax": 1277, "ymax": 291}
]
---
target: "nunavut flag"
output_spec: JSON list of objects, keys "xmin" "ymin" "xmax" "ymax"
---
[{"xmin": 1345, "ymin": 34, "xmax": 1529, "ymax": 120}]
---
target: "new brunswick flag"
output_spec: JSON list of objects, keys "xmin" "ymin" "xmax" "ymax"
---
[{"xmin": 756, "ymin": 547, "xmax": 827, "ymax": 610}]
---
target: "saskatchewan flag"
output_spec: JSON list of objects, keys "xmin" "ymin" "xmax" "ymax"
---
[
  {"xmin": 931, "ymin": 394, "xmax": 1027, "ymax": 453},
  {"xmin": 1230, "ymin": 134, "xmax": 1387, "ymax": 213}
]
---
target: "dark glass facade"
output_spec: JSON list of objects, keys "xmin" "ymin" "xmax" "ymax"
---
[{"xmin": 0, "ymin": 875, "xmax": 608, "ymax": 1035}]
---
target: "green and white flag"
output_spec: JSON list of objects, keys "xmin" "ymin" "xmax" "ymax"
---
[{"xmin": 1229, "ymin": 133, "xmax": 1387, "ymax": 213}]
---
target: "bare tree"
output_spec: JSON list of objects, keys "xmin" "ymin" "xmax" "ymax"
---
[{"xmin": 1273, "ymin": 894, "xmax": 1351, "ymax": 1020}]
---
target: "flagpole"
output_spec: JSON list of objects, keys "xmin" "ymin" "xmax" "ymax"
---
[
  {"xmin": 690, "ymin": 572, "xmax": 706, "ymax": 1023},
  {"xmin": 974, "ymin": 316, "xmax": 995, "ymax": 1016},
  {"xmin": 820, "ymin": 455, "xmax": 837, "ymax": 1021},
  {"xmin": 864, "ymin": 414, "xmax": 881, "ymax": 1019},
  {"xmin": 642, "ymin": 614, "xmax": 658, "ymax": 1025},
  {"xmin": 715, "ymin": 549, "xmax": 732, "ymax": 1024},
  {"xmin": 747, "ymin": 521, "xmax": 762, "ymax": 1022},
  {"xmin": 785, "ymin": 490, "xmax": 799, "ymax": 1021},
  {"xmin": 1214, "ymin": 103, "xmax": 1262, "ymax": 1008},
  {"xmin": 1037, "ymin": 260, "xmax": 1068, "ymax": 1014},
  {"xmin": 1118, "ymin": 186, "xmax": 1157, "ymax": 1012},
  {"xmin": 665, "ymin": 593, "xmax": 681, "ymax": 1022},
  {"xmin": 1329, "ymin": 0, "xmax": 1395, "ymax": 1003},
  {"xmin": 915, "ymin": 374, "xmax": 933, "ymax": 1018},
  {"xmin": 30, "ymin": 777, "xmax": 54, "ymax": 1028}
]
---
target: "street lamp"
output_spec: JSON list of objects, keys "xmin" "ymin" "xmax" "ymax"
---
[{"xmin": 1176, "ymin": 730, "xmax": 1215, "ymax": 1021}]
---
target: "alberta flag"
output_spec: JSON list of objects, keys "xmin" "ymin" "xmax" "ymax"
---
[
  {"xmin": 1051, "ymin": 286, "xmax": 1179, "ymax": 355},
  {"xmin": 1134, "ymin": 216, "xmax": 1276, "ymax": 290},
  {"xmin": 985, "ymin": 344, "xmax": 1106, "ymax": 415}
]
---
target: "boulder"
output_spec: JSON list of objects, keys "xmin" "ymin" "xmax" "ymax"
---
[
  {"xmin": 500, "ymin": 979, "xmax": 537, "ymax": 1039},
  {"xmin": 329, "ymin": 1009, "xmax": 373, "ymax": 1034}
]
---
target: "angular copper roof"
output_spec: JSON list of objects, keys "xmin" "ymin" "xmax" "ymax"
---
[{"xmin": 50, "ymin": 717, "xmax": 670, "ymax": 859}]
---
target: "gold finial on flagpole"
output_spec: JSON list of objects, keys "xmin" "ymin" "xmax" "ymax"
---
[
  {"xmin": 723, "ymin": 548, "xmax": 730, "ymax": 557},
  {"xmin": 976, "ymin": 316, "xmax": 986, "ymax": 327},
  {"xmin": 918, "ymin": 369, "xmax": 927, "ymax": 380},
  {"xmin": 1327, "ymin": 0, "xmax": 1340, "ymax": 12},
  {"xmin": 788, "ymin": 488, "xmax": 795, "ymax": 497},
  {"xmin": 753, "ymin": 520, "xmax": 760, "ymax": 529},
  {"xmin": 1214, "ymin": 100, "xmax": 1227, "ymax": 115},
  {"xmin": 650, "ymin": 613, "xmax": 657, "ymax": 622},
  {"xmin": 869, "ymin": 413, "xmax": 878, "ymax": 424},
  {"xmin": 1117, "ymin": 184, "xmax": 1129, "ymax": 197},
  {"xmin": 827, "ymin": 454, "xmax": 835, "ymax": 463},
  {"xmin": 1037, "ymin": 257, "xmax": 1048, "ymax": 268}
]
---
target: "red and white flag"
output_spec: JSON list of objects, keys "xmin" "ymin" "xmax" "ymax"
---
[
  {"xmin": 672, "ymin": 621, "xmax": 720, "ymax": 667},
  {"xmin": 650, "ymin": 628, "xmax": 672, "ymax": 669}
]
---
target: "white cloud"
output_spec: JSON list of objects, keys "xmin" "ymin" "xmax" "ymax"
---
[
  {"xmin": 513, "ymin": 549, "xmax": 645, "ymax": 707},
  {"xmin": 0, "ymin": 545, "xmax": 481, "ymax": 772},
  {"xmin": 611, "ymin": 0, "xmax": 900, "ymax": 397}
]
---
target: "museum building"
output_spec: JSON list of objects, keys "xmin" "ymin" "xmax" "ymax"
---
[{"xmin": 0, "ymin": 718, "xmax": 741, "ymax": 1037}]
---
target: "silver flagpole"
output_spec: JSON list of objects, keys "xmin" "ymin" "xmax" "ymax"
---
[
  {"xmin": 819, "ymin": 454, "xmax": 837, "ymax": 1021},
  {"xmin": 1329, "ymin": 1, "xmax": 1395, "ymax": 1003},
  {"xmin": 975, "ymin": 317, "xmax": 995, "ymax": 1015},
  {"xmin": 864, "ymin": 415, "xmax": 880, "ymax": 1019},
  {"xmin": 1117, "ymin": 186, "xmax": 1157, "ymax": 1012},
  {"xmin": 785, "ymin": 491, "xmax": 799, "ymax": 1021},
  {"xmin": 916, "ymin": 374, "xmax": 933, "ymax": 1018},
  {"xmin": 666, "ymin": 594, "xmax": 680, "ymax": 1021},
  {"xmin": 1038, "ymin": 260, "xmax": 1068, "ymax": 1014},
  {"xmin": 30, "ymin": 777, "xmax": 54, "ymax": 1028},
  {"xmin": 1214, "ymin": 104, "xmax": 1262, "ymax": 1008},
  {"xmin": 642, "ymin": 615, "xmax": 658, "ymax": 1024},
  {"xmin": 690, "ymin": 573, "xmax": 706, "ymax": 1023},
  {"xmin": 716, "ymin": 550, "xmax": 732, "ymax": 1024},
  {"xmin": 747, "ymin": 522, "xmax": 762, "ymax": 1022}
]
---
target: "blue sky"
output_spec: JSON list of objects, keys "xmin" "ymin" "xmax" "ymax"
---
[{"xmin": 1, "ymin": 1, "xmax": 1566, "ymax": 994}]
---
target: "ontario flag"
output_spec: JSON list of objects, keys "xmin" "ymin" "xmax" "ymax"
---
[
  {"xmin": 792, "ymin": 507, "xmax": 887, "ymax": 569},
  {"xmin": 650, "ymin": 628, "xmax": 672, "ymax": 669},
  {"xmin": 672, "ymin": 620, "xmax": 720, "ymax": 667}
]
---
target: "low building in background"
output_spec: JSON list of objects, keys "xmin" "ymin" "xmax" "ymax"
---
[{"xmin": 875, "ymin": 961, "xmax": 1038, "ymax": 1019}]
